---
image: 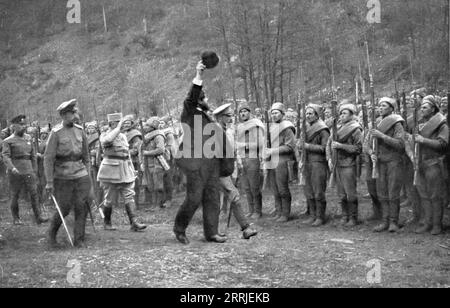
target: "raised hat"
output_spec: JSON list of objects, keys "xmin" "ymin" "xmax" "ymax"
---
[{"xmin": 201, "ymin": 51, "xmax": 220, "ymax": 69}]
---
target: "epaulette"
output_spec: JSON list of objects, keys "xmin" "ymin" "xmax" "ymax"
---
[
  {"xmin": 74, "ymin": 123, "xmax": 83, "ymax": 129},
  {"xmin": 53, "ymin": 123, "xmax": 63, "ymax": 132}
]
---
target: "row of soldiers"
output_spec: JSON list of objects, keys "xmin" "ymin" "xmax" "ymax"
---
[{"xmin": 0, "ymin": 84, "xmax": 448, "ymax": 247}]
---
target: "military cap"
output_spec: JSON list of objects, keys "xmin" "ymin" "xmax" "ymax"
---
[
  {"xmin": 86, "ymin": 121, "xmax": 97, "ymax": 128},
  {"xmin": 339, "ymin": 103, "xmax": 357, "ymax": 115},
  {"xmin": 40, "ymin": 127, "xmax": 50, "ymax": 134},
  {"xmin": 422, "ymin": 95, "xmax": 441, "ymax": 111},
  {"xmin": 123, "ymin": 114, "xmax": 135, "ymax": 123},
  {"xmin": 11, "ymin": 115, "xmax": 26, "ymax": 125},
  {"xmin": 379, "ymin": 97, "xmax": 397, "ymax": 110},
  {"xmin": 306, "ymin": 104, "xmax": 323, "ymax": 117},
  {"xmin": 238, "ymin": 101, "xmax": 251, "ymax": 113},
  {"xmin": 107, "ymin": 113, "xmax": 123, "ymax": 123},
  {"xmin": 270, "ymin": 102, "xmax": 286, "ymax": 114},
  {"xmin": 147, "ymin": 117, "xmax": 160, "ymax": 129},
  {"xmin": 213, "ymin": 103, "xmax": 233, "ymax": 116},
  {"xmin": 410, "ymin": 88, "xmax": 427, "ymax": 99},
  {"xmin": 57, "ymin": 99, "xmax": 77, "ymax": 114}
]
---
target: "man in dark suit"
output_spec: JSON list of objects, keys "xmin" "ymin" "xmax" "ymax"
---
[{"xmin": 174, "ymin": 61, "xmax": 232, "ymax": 244}]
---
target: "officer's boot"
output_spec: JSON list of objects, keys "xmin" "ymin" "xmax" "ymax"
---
[
  {"xmin": 47, "ymin": 215, "xmax": 61, "ymax": 247},
  {"xmin": 312, "ymin": 200, "xmax": 326, "ymax": 227},
  {"xmin": 103, "ymin": 207, "xmax": 117, "ymax": 231},
  {"xmin": 276, "ymin": 196, "xmax": 291, "ymax": 223},
  {"xmin": 339, "ymin": 199, "xmax": 349, "ymax": 225},
  {"xmin": 303, "ymin": 199, "xmax": 316, "ymax": 224},
  {"xmin": 270, "ymin": 198, "xmax": 282, "ymax": 220},
  {"xmin": 125, "ymin": 202, "xmax": 147, "ymax": 232},
  {"xmin": 11, "ymin": 200, "xmax": 23, "ymax": 225},
  {"xmin": 415, "ymin": 199, "xmax": 432, "ymax": 234},
  {"xmin": 31, "ymin": 196, "xmax": 48, "ymax": 225},
  {"xmin": 373, "ymin": 201, "xmax": 390, "ymax": 232},
  {"xmin": 388, "ymin": 199, "xmax": 400, "ymax": 233},
  {"xmin": 144, "ymin": 188, "xmax": 152, "ymax": 206},
  {"xmin": 251, "ymin": 194, "xmax": 263, "ymax": 220},
  {"xmin": 345, "ymin": 200, "xmax": 358, "ymax": 228},
  {"xmin": 246, "ymin": 194, "xmax": 255, "ymax": 218},
  {"xmin": 367, "ymin": 198, "xmax": 382, "ymax": 221},
  {"xmin": 430, "ymin": 199, "xmax": 443, "ymax": 236}
]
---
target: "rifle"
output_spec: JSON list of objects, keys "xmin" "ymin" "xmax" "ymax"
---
[
  {"xmin": 298, "ymin": 97, "xmax": 307, "ymax": 186},
  {"xmin": 91, "ymin": 100, "xmax": 104, "ymax": 218},
  {"xmin": 262, "ymin": 108, "xmax": 272, "ymax": 191},
  {"xmin": 401, "ymin": 90, "xmax": 408, "ymax": 131},
  {"xmin": 412, "ymin": 91, "xmax": 420, "ymax": 186},
  {"xmin": 366, "ymin": 40, "xmax": 379, "ymax": 180},
  {"xmin": 328, "ymin": 100, "xmax": 338, "ymax": 188}
]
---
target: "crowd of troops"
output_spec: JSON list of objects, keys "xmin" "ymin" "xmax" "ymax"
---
[{"xmin": 0, "ymin": 62, "xmax": 448, "ymax": 247}]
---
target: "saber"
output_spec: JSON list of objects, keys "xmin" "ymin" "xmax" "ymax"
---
[
  {"xmin": 92, "ymin": 200, "xmax": 105, "ymax": 219},
  {"xmin": 86, "ymin": 202, "xmax": 97, "ymax": 233},
  {"xmin": 50, "ymin": 194, "xmax": 74, "ymax": 247}
]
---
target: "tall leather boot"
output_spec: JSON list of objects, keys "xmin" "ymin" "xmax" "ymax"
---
[
  {"xmin": 103, "ymin": 207, "xmax": 117, "ymax": 231},
  {"xmin": 388, "ymin": 199, "xmax": 400, "ymax": 233},
  {"xmin": 11, "ymin": 199, "xmax": 23, "ymax": 225},
  {"xmin": 251, "ymin": 194, "xmax": 263, "ymax": 219},
  {"xmin": 47, "ymin": 214, "xmax": 61, "ymax": 247},
  {"xmin": 415, "ymin": 199, "xmax": 432, "ymax": 234},
  {"xmin": 276, "ymin": 196, "xmax": 291, "ymax": 223},
  {"xmin": 31, "ymin": 196, "xmax": 48, "ymax": 225},
  {"xmin": 373, "ymin": 201, "xmax": 390, "ymax": 232},
  {"xmin": 312, "ymin": 200, "xmax": 326, "ymax": 227},
  {"xmin": 246, "ymin": 193, "xmax": 255, "ymax": 218},
  {"xmin": 270, "ymin": 197, "xmax": 282, "ymax": 220},
  {"xmin": 303, "ymin": 199, "xmax": 316, "ymax": 224},
  {"xmin": 345, "ymin": 200, "xmax": 358, "ymax": 227},
  {"xmin": 430, "ymin": 199, "xmax": 443, "ymax": 236},
  {"xmin": 125, "ymin": 203, "xmax": 147, "ymax": 232},
  {"xmin": 339, "ymin": 199, "xmax": 349, "ymax": 225},
  {"xmin": 367, "ymin": 198, "xmax": 382, "ymax": 221}
]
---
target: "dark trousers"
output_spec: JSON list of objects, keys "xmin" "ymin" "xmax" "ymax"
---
[
  {"xmin": 403, "ymin": 158, "xmax": 422, "ymax": 220},
  {"xmin": 268, "ymin": 160, "xmax": 292, "ymax": 218},
  {"xmin": 163, "ymin": 167, "xmax": 174, "ymax": 202},
  {"xmin": 48, "ymin": 176, "xmax": 91, "ymax": 245},
  {"xmin": 336, "ymin": 165, "xmax": 358, "ymax": 203},
  {"xmin": 240, "ymin": 159, "xmax": 262, "ymax": 215},
  {"xmin": 174, "ymin": 159, "xmax": 221, "ymax": 239},
  {"xmin": 9, "ymin": 173, "xmax": 40, "ymax": 220},
  {"xmin": 304, "ymin": 161, "xmax": 328, "ymax": 202},
  {"xmin": 376, "ymin": 160, "xmax": 403, "ymax": 202}
]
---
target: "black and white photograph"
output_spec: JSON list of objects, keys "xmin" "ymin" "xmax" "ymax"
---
[{"xmin": 0, "ymin": 0, "xmax": 449, "ymax": 291}]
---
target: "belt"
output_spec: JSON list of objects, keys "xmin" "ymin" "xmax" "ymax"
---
[
  {"xmin": 105, "ymin": 155, "xmax": 130, "ymax": 160},
  {"xmin": 56, "ymin": 155, "xmax": 83, "ymax": 162},
  {"xmin": 12, "ymin": 155, "xmax": 31, "ymax": 160}
]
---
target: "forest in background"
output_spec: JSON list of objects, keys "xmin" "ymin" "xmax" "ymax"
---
[{"xmin": 0, "ymin": 0, "xmax": 448, "ymax": 125}]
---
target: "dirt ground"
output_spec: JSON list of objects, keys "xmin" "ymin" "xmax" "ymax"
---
[{"xmin": 0, "ymin": 182, "xmax": 449, "ymax": 288}]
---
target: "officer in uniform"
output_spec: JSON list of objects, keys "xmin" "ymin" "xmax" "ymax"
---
[
  {"xmin": 298, "ymin": 104, "xmax": 330, "ymax": 227},
  {"xmin": 141, "ymin": 117, "xmax": 167, "ymax": 209},
  {"xmin": 236, "ymin": 102, "xmax": 265, "ymax": 219},
  {"xmin": 327, "ymin": 103, "xmax": 363, "ymax": 227},
  {"xmin": 123, "ymin": 116, "xmax": 143, "ymax": 209},
  {"xmin": 413, "ymin": 95, "xmax": 448, "ymax": 235},
  {"xmin": 264, "ymin": 102, "xmax": 296, "ymax": 223},
  {"xmin": 2, "ymin": 115, "xmax": 48, "ymax": 225},
  {"xmin": 97, "ymin": 113, "xmax": 147, "ymax": 232},
  {"xmin": 370, "ymin": 98, "xmax": 406, "ymax": 233},
  {"xmin": 44, "ymin": 99, "xmax": 91, "ymax": 248},
  {"xmin": 214, "ymin": 103, "xmax": 258, "ymax": 239}
]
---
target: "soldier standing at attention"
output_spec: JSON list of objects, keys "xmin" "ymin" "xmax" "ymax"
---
[
  {"xmin": 44, "ymin": 100, "xmax": 91, "ymax": 248},
  {"xmin": 236, "ymin": 102, "xmax": 265, "ymax": 219},
  {"xmin": 97, "ymin": 113, "xmax": 147, "ymax": 232},
  {"xmin": 123, "ymin": 116, "xmax": 143, "ymax": 209},
  {"xmin": 327, "ymin": 103, "xmax": 363, "ymax": 227},
  {"xmin": 264, "ymin": 102, "xmax": 296, "ymax": 223},
  {"xmin": 298, "ymin": 104, "xmax": 330, "ymax": 227},
  {"xmin": 141, "ymin": 117, "xmax": 167, "ymax": 209},
  {"xmin": 413, "ymin": 96, "xmax": 449, "ymax": 235},
  {"xmin": 2, "ymin": 115, "xmax": 48, "ymax": 225},
  {"xmin": 370, "ymin": 98, "xmax": 405, "ymax": 233}
]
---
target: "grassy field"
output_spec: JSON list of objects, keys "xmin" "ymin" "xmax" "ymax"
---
[{"xmin": 0, "ymin": 183, "xmax": 449, "ymax": 288}]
